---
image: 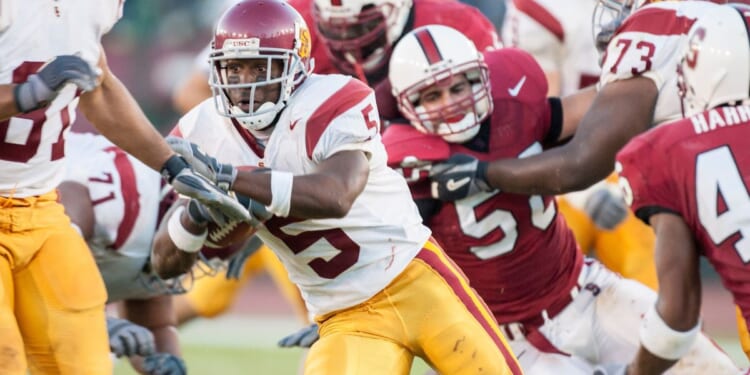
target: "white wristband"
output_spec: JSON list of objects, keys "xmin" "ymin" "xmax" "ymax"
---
[
  {"xmin": 167, "ymin": 205, "xmax": 208, "ymax": 253},
  {"xmin": 266, "ymin": 170, "xmax": 293, "ymax": 218},
  {"xmin": 639, "ymin": 305, "xmax": 701, "ymax": 361}
]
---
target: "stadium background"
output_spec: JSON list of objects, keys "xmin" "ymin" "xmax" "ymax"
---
[{"xmin": 89, "ymin": 1, "xmax": 747, "ymax": 373}]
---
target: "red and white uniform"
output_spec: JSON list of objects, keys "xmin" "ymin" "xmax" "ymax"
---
[
  {"xmin": 64, "ymin": 132, "xmax": 177, "ymax": 302},
  {"xmin": 503, "ymin": 0, "xmax": 600, "ymax": 95},
  {"xmin": 599, "ymin": 1, "xmax": 725, "ymax": 125},
  {"xmin": 0, "ymin": 0, "xmax": 122, "ymax": 197},
  {"xmin": 384, "ymin": 48, "xmax": 738, "ymax": 374},
  {"xmin": 617, "ymin": 104, "xmax": 750, "ymax": 330},
  {"xmin": 287, "ymin": 0, "xmax": 499, "ymax": 120},
  {"xmin": 173, "ymin": 74, "xmax": 431, "ymax": 316}
]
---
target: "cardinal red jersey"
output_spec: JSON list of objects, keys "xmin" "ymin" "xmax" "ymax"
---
[
  {"xmin": 288, "ymin": 0, "xmax": 499, "ymax": 121},
  {"xmin": 384, "ymin": 48, "xmax": 583, "ymax": 324},
  {"xmin": 616, "ymin": 104, "xmax": 750, "ymax": 326}
]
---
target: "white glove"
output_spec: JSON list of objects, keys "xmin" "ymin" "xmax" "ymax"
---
[{"xmin": 143, "ymin": 353, "xmax": 187, "ymax": 375}]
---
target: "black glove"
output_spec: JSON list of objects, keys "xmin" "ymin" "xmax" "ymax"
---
[
  {"xmin": 429, "ymin": 154, "xmax": 492, "ymax": 201},
  {"xmin": 107, "ymin": 316, "xmax": 156, "ymax": 358},
  {"xmin": 166, "ymin": 137, "xmax": 237, "ymax": 191},
  {"xmin": 226, "ymin": 236, "xmax": 263, "ymax": 280},
  {"xmin": 278, "ymin": 323, "xmax": 319, "ymax": 348},
  {"xmin": 143, "ymin": 353, "xmax": 187, "ymax": 375},
  {"xmin": 14, "ymin": 54, "xmax": 99, "ymax": 113},
  {"xmin": 161, "ymin": 155, "xmax": 250, "ymax": 224},
  {"xmin": 584, "ymin": 188, "xmax": 628, "ymax": 230}
]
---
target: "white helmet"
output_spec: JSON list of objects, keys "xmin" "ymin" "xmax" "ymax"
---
[
  {"xmin": 312, "ymin": 0, "xmax": 412, "ymax": 75},
  {"xmin": 388, "ymin": 25, "xmax": 492, "ymax": 144},
  {"xmin": 678, "ymin": 4, "xmax": 750, "ymax": 117},
  {"xmin": 209, "ymin": 0, "xmax": 312, "ymax": 134}
]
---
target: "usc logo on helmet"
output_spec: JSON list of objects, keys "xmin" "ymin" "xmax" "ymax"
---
[{"xmin": 298, "ymin": 27, "xmax": 311, "ymax": 59}]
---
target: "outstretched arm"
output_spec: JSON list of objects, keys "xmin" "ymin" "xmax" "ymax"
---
[
  {"xmin": 486, "ymin": 77, "xmax": 657, "ymax": 195},
  {"xmin": 628, "ymin": 212, "xmax": 702, "ymax": 375}
]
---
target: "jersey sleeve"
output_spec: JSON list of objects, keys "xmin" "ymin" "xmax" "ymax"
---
[
  {"xmin": 616, "ymin": 129, "xmax": 680, "ymax": 223},
  {"xmin": 96, "ymin": 0, "xmax": 125, "ymax": 35},
  {"xmin": 598, "ymin": 6, "xmax": 693, "ymax": 91},
  {"xmin": 417, "ymin": 0, "xmax": 501, "ymax": 52},
  {"xmin": 307, "ymin": 79, "xmax": 381, "ymax": 163},
  {"xmin": 504, "ymin": 2, "xmax": 563, "ymax": 73},
  {"xmin": 382, "ymin": 123, "xmax": 449, "ymax": 200}
]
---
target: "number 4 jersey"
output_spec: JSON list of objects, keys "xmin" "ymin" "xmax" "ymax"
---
[{"xmin": 616, "ymin": 104, "xmax": 750, "ymax": 325}]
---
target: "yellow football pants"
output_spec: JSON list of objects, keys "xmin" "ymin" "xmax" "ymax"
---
[
  {"xmin": 557, "ymin": 197, "xmax": 658, "ymax": 290},
  {"xmin": 181, "ymin": 245, "xmax": 308, "ymax": 322},
  {"xmin": 306, "ymin": 240, "xmax": 522, "ymax": 375},
  {"xmin": 0, "ymin": 191, "xmax": 110, "ymax": 374},
  {"xmin": 736, "ymin": 306, "xmax": 750, "ymax": 360}
]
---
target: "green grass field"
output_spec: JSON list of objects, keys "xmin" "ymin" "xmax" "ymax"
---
[{"xmin": 113, "ymin": 315, "xmax": 747, "ymax": 375}]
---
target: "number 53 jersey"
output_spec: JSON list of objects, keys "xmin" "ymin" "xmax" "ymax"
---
[
  {"xmin": 0, "ymin": 0, "xmax": 122, "ymax": 197},
  {"xmin": 616, "ymin": 105, "xmax": 750, "ymax": 324}
]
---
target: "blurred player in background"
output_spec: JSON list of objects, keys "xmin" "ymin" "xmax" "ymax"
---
[
  {"xmin": 383, "ymin": 24, "xmax": 735, "ymax": 374},
  {"xmin": 60, "ymin": 132, "xmax": 192, "ymax": 375},
  {"xmin": 155, "ymin": 1, "xmax": 523, "ymax": 373},
  {"xmin": 615, "ymin": 7, "xmax": 750, "ymax": 373},
  {"xmin": 0, "ymin": 0, "xmax": 245, "ymax": 373},
  {"xmin": 502, "ymin": 0, "xmax": 658, "ymax": 290}
]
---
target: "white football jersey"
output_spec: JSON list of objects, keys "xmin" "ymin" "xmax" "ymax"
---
[
  {"xmin": 65, "ymin": 132, "xmax": 170, "ymax": 302},
  {"xmin": 599, "ymin": 1, "xmax": 724, "ymax": 125},
  {"xmin": 0, "ymin": 0, "xmax": 123, "ymax": 197},
  {"xmin": 176, "ymin": 74, "xmax": 431, "ymax": 316},
  {"xmin": 503, "ymin": 0, "xmax": 601, "ymax": 96}
]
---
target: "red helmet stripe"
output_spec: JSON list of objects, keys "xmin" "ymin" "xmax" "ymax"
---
[
  {"xmin": 331, "ymin": 0, "xmax": 343, "ymax": 5},
  {"xmin": 414, "ymin": 29, "xmax": 443, "ymax": 65}
]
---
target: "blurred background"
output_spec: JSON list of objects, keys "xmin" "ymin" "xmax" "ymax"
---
[{"xmin": 99, "ymin": 1, "xmax": 747, "ymax": 374}]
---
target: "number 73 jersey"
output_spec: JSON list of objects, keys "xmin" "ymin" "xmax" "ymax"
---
[{"xmin": 616, "ymin": 104, "xmax": 750, "ymax": 317}]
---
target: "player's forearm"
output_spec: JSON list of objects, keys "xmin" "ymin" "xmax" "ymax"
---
[
  {"xmin": 628, "ymin": 348, "xmax": 678, "ymax": 375},
  {"xmin": 79, "ymin": 72, "xmax": 172, "ymax": 172},
  {"xmin": 0, "ymin": 84, "xmax": 20, "ymax": 120},
  {"xmin": 151, "ymin": 210, "xmax": 203, "ymax": 279},
  {"xmin": 484, "ymin": 141, "xmax": 609, "ymax": 195}
]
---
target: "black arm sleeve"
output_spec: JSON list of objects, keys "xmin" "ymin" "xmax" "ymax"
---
[
  {"xmin": 543, "ymin": 97, "xmax": 566, "ymax": 147},
  {"xmin": 414, "ymin": 198, "xmax": 440, "ymax": 224}
]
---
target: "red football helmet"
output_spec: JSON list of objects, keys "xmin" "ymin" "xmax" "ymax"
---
[
  {"xmin": 313, "ymin": 0, "xmax": 412, "ymax": 77},
  {"xmin": 209, "ymin": 0, "xmax": 312, "ymax": 133}
]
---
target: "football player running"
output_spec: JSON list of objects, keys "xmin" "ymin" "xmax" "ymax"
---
[
  {"xmin": 383, "ymin": 24, "xmax": 737, "ymax": 374},
  {"xmin": 615, "ymin": 7, "xmax": 750, "ymax": 374},
  {"xmin": 152, "ymin": 1, "xmax": 522, "ymax": 374},
  {"xmin": 0, "ymin": 1, "xmax": 245, "ymax": 373}
]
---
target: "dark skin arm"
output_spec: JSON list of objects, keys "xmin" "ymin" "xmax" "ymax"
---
[
  {"xmin": 78, "ymin": 46, "xmax": 173, "ymax": 171},
  {"xmin": 58, "ymin": 181, "xmax": 96, "ymax": 240},
  {"xmin": 231, "ymin": 150, "xmax": 370, "ymax": 219},
  {"xmin": 558, "ymin": 86, "xmax": 598, "ymax": 141},
  {"xmin": 0, "ymin": 84, "xmax": 18, "ymax": 120},
  {"xmin": 485, "ymin": 77, "xmax": 657, "ymax": 195},
  {"xmin": 118, "ymin": 296, "xmax": 181, "ymax": 374},
  {"xmin": 628, "ymin": 212, "xmax": 702, "ymax": 375},
  {"xmin": 150, "ymin": 200, "xmax": 201, "ymax": 279}
]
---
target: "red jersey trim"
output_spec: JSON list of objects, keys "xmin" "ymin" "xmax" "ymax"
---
[
  {"xmin": 513, "ymin": 0, "xmax": 564, "ymax": 42},
  {"xmin": 305, "ymin": 79, "xmax": 372, "ymax": 159},
  {"xmin": 230, "ymin": 118, "xmax": 266, "ymax": 158},
  {"xmin": 104, "ymin": 146, "xmax": 140, "ymax": 250},
  {"xmin": 618, "ymin": 7, "xmax": 696, "ymax": 36}
]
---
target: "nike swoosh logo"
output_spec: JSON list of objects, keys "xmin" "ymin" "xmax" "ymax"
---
[
  {"xmin": 508, "ymin": 75, "xmax": 527, "ymax": 97},
  {"xmin": 446, "ymin": 177, "xmax": 471, "ymax": 191},
  {"xmin": 290, "ymin": 118, "xmax": 301, "ymax": 130}
]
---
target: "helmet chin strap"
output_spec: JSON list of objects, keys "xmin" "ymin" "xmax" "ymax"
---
[{"xmin": 234, "ymin": 101, "xmax": 288, "ymax": 142}]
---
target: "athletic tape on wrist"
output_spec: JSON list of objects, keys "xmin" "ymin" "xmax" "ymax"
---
[
  {"xmin": 267, "ymin": 170, "xmax": 293, "ymax": 217},
  {"xmin": 167, "ymin": 206, "xmax": 207, "ymax": 253},
  {"xmin": 639, "ymin": 305, "xmax": 701, "ymax": 361}
]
